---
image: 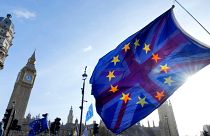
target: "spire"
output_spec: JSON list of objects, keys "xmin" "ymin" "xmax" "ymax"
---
[
  {"xmin": 67, "ymin": 106, "xmax": 73, "ymax": 124},
  {"xmin": 75, "ymin": 118, "xmax": 78, "ymax": 124},
  {"xmin": 168, "ymin": 100, "xmax": 172, "ymax": 106},
  {"xmin": 26, "ymin": 51, "xmax": 36, "ymax": 70},
  {"xmin": 153, "ymin": 120, "xmax": 155, "ymax": 127},
  {"xmin": 147, "ymin": 120, "xmax": 150, "ymax": 127},
  {"xmin": 28, "ymin": 50, "xmax": 36, "ymax": 64},
  {"xmin": 26, "ymin": 113, "xmax": 31, "ymax": 119}
]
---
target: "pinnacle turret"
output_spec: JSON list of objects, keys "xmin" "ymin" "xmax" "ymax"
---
[
  {"xmin": 26, "ymin": 51, "xmax": 36, "ymax": 70},
  {"xmin": 67, "ymin": 106, "xmax": 73, "ymax": 124},
  {"xmin": 28, "ymin": 51, "xmax": 36, "ymax": 64}
]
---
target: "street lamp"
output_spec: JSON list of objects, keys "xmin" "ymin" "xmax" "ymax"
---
[
  {"xmin": 3, "ymin": 101, "xmax": 15, "ymax": 136},
  {"xmin": 79, "ymin": 66, "xmax": 87, "ymax": 136},
  {"xmin": 164, "ymin": 115, "xmax": 171, "ymax": 136}
]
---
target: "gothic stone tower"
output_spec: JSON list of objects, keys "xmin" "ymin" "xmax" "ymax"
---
[
  {"xmin": 0, "ymin": 14, "xmax": 14, "ymax": 70},
  {"xmin": 67, "ymin": 106, "xmax": 73, "ymax": 124},
  {"xmin": 7, "ymin": 52, "xmax": 36, "ymax": 121},
  {"xmin": 158, "ymin": 101, "xmax": 179, "ymax": 136}
]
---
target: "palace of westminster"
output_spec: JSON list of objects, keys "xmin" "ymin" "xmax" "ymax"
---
[{"xmin": 0, "ymin": 14, "xmax": 209, "ymax": 136}]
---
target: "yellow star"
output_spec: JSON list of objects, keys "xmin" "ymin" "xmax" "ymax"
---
[
  {"xmin": 152, "ymin": 53, "xmax": 161, "ymax": 63},
  {"xmin": 122, "ymin": 43, "xmax": 130, "ymax": 52},
  {"xmin": 111, "ymin": 55, "xmax": 120, "ymax": 66},
  {"xmin": 160, "ymin": 64, "xmax": 170, "ymax": 73},
  {"xmin": 106, "ymin": 70, "xmax": 115, "ymax": 81},
  {"xmin": 164, "ymin": 76, "xmax": 174, "ymax": 86},
  {"xmin": 134, "ymin": 39, "xmax": 140, "ymax": 49},
  {"xmin": 120, "ymin": 93, "xmax": 131, "ymax": 104},
  {"xmin": 136, "ymin": 96, "xmax": 148, "ymax": 107},
  {"xmin": 109, "ymin": 85, "xmax": 118, "ymax": 93},
  {"xmin": 155, "ymin": 91, "xmax": 165, "ymax": 101},
  {"xmin": 143, "ymin": 43, "xmax": 151, "ymax": 54}
]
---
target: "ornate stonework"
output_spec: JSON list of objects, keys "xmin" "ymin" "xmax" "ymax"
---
[
  {"xmin": 0, "ymin": 14, "xmax": 14, "ymax": 70},
  {"xmin": 7, "ymin": 52, "xmax": 36, "ymax": 122}
]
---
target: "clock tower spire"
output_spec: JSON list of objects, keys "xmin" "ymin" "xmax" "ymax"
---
[{"xmin": 7, "ymin": 51, "xmax": 36, "ymax": 122}]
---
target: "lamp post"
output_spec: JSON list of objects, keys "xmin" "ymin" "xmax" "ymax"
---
[
  {"xmin": 79, "ymin": 66, "xmax": 87, "ymax": 136},
  {"xmin": 3, "ymin": 101, "xmax": 15, "ymax": 136},
  {"xmin": 164, "ymin": 115, "xmax": 171, "ymax": 136}
]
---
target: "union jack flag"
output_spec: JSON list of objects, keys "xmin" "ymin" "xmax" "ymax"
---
[{"xmin": 90, "ymin": 7, "xmax": 210, "ymax": 134}]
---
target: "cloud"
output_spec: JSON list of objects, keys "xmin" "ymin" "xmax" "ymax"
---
[
  {"xmin": 13, "ymin": 9, "xmax": 36, "ymax": 19},
  {"xmin": 83, "ymin": 45, "xmax": 93, "ymax": 52}
]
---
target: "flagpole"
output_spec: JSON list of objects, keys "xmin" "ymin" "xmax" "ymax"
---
[
  {"xmin": 79, "ymin": 66, "xmax": 88, "ymax": 136},
  {"xmin": 174, "ymin": 0, "xmax": 210, "ymax": 36}
]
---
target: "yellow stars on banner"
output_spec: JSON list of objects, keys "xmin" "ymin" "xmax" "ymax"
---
[
  {"xmin": 155, "ymin": 91, "xmax": 165, "ymax": 101},
  {"xmin": 109, "ymin": 85, "xmax": 118, "ymax": 93},
  {"xmin": 112, "ymin": 55, "xmax": 120, "ymax": 66},
  {"xmin": 164, "ymin": 76, "xmax": 174, "ymax": 86},
  {"xmin": 152, "ymin": 53, "xmax": 161, "ymax": 63},
  {"xmin": 107, "ymin": 40, "xmax": 173, "ymax": 105},
  {"xmin": 106, "ymin": 70, "xmax": 115, "ymax": 81},
  {"xmin": 160, "ymin": 64, "xmax": 170, "ymax": 73},
  {"xmin": 134, "ymin": 39, "xmax": 140, "ymax": 49},
  {"xmin": 122, "ymin": 43, "xmax": 130, "ymax": 52},
  {"xmin": 136, "ymin": 96, "xmax": 148, "ymax": 107},
  {"xmin": 120, "ymin": 93, "xmax": 131, "ymax": 104},
  {"xmin": 109, "ymin": 55, "xmax": 119, "ymax": 92},
  {"xmin": 143, "ymin": 43, "xmax": 151, "ymax": 54},
  {"xmin": 122, "ymin": 40, "xmax": 148, "ymax": 53}
]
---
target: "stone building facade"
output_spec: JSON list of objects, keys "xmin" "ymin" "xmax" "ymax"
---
[
  {"xmin": 158, "ymin": 101, "xmax": 179, "ymax": 136},
  {"xmin": 67, "ymin": 106, "xmax": 73, "ymax": 124},
  {"xmin": 7, "ymin": 52, "xmax": 36, "ymax": 122},
  {"xmin": 0, "ymin": 14, "xmax": 14, "ymax": 70},
  {"xmin": 8, "ymin": 101, "xmax": 179, "ymax": 136}
]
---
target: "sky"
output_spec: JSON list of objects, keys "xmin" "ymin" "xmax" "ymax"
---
[{"xmin": 0, "ymin": 0, "xmax": 210, "ymax": 135}]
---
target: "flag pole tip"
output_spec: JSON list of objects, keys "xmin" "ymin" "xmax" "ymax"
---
[{"xmin": 172, "ymin": 5, "xmax": 175, "ymax": 9}]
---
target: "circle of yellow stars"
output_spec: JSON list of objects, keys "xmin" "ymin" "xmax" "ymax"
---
[{"xmin": 105, "ymin": 37, "xmax": 175, "ymax": 106}]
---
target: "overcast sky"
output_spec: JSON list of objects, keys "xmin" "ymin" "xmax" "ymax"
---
[{"xmin": 1, "ymin": 0, "xmax": 210, "ymax": 135}]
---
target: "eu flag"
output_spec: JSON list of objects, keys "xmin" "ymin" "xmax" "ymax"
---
[
  {"xmin": 90, "ymin": 6, "xmax": 210, "ymax": 134},
  {"xmin": 85, "ymin": 104, "xmax": 93, "ymax": 122},
  {"xmin": 28, "ymin": 117, "xmax": 48, "ymax": 136}
]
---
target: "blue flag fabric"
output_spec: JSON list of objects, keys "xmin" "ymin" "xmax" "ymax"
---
[
  {"xmin": 28, "ymin": 117, "xmax": 48, "ymax": 136},
  {"xmin": 85, "ymin": 104, "xmax": 93, "ymax": 122},
  {"xmin": 90, "ymin": 7, "xmax": 210, "ymax": 134}
]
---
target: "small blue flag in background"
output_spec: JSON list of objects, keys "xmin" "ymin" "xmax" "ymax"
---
[
  {"xmin": 85, "ymin": 104, "xmax": 93, "ymax": 122},
  {"xmin": 90, "ymin": 6, "xmax": 210, "ymax": 134},
  {"xmin": 28, "ymin": 115, "xmax": 48, "ymax": 136}
]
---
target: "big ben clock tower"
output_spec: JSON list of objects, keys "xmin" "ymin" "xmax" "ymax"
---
[{"xmin": 7, "ymin": 51, "xmax": 36, "ymax": 122}]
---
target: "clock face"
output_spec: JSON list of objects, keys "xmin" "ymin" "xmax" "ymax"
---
[{"xmin": 23, "ymin": 73, "xmax": 33, "ymax": 83}]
